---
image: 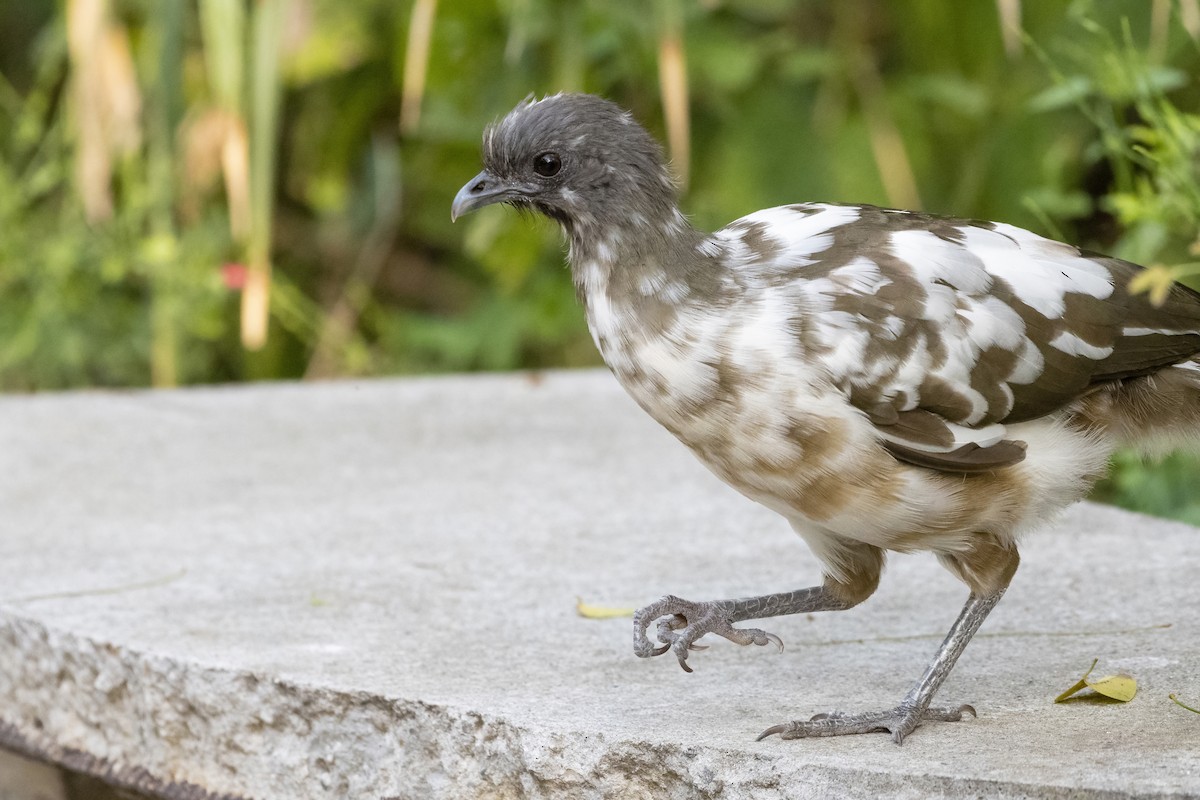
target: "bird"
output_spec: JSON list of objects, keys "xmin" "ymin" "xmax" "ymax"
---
[{"xmin": 451, "ymin": 93, "xmax": 1200, "ymax": 744}]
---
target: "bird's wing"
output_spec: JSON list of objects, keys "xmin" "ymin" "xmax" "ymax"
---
[{"xmin": 715, "ymin": 203, "xmax": 1200, "ymax": 471}]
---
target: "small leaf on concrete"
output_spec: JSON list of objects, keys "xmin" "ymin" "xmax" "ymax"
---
[
  {"xmin": 1055, "ymin": 658, "xmax": 1137, "ymax": 703},
  {"xmin": 575, "ymin": 597, "xmax": 634, "ymax": 619},
  {"xmin": 1054, "ymin": 677, "xmax": 1091, "ymax": 703},
  {"xmin": 1087, "ymin": 673, "xmax": 1137, "ymax": 702}
]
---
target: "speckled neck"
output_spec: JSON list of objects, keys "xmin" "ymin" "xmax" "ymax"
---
[{"xmin": 565, "ymin": 205, "xmax": 709, "ymax": 306}]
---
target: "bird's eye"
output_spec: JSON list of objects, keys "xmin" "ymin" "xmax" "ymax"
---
[{"xmin": 533, "ymin": 152, "xmax": 561, "ymax": 177}]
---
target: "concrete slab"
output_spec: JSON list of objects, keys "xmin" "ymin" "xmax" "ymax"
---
[{"xmin": 0, "ymin": 371, "xmax": 1197, "ymax": 799}]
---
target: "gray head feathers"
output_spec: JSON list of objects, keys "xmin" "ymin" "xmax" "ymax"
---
[{"xmin": 468, "ymin": 94, "xmax": 681, "ymax": 238}]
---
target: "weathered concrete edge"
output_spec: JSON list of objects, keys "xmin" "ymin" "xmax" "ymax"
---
[
  {"xmin": 0, "ymin": 721, "xmax": 233, "ymax": 800},
  {"xmin": 0, "ymin": 611, "xmax": 248, "ymax": 800},
  {"xmin": 2, "ymin": 611, "xmax": 1181, "ymax": 800}
]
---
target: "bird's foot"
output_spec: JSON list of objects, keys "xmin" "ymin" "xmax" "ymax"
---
[
  {"xmin": 633, "ymin": 594, "xmax": 784, "ymax": 673},
  {"xmin": 757, "ymin": 703, "xmax": 976, "ymax": 745}
]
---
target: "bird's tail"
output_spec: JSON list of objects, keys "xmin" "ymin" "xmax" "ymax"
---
[{"xmin": 1084, "ymin": 359, "xmax": 1200, "ymax": 458}]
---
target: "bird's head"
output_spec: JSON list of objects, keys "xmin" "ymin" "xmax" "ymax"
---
[{"xmin": 451, "ymin": 94, "xmax": 680, "ymax": 243}]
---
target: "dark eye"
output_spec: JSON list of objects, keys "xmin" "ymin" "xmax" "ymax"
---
[{"xmin": 533, "ymin": 152, "xmax": 561, "ymax": 177}]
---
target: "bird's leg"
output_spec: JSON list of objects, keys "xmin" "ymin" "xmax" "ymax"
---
[
  {"xmin": 759, "ymin": 538, "xmax": 1020, "ymax": 744},
  {"xmin": 634, "ymin": 543, "xmax": 883, "ymax": 672},
  {"xmin": 633, "ymin": 587, "xmax": 848, "ymax": 671},
  {"xmin": 757, "ymin": 589, "xmax": 1000, "ymax": 743}
]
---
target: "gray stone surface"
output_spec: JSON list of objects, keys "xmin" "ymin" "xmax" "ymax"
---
[{"xmin": 0, "ymin": 371, "xmax": 1197, "ymax": 799}]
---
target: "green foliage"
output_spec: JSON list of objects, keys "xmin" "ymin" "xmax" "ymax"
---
[
  {"xmin": 0, "ymin": 0, "xmax": 1198, "ymax": 520},
  {"xmin": 1094, "ymin": 450, "xmax": 1200, "ymax": 526},
  {"xmin": 1030, "ymin": 3, "xmax": 1200, "ymax": 266},
  {"xmin": 0, "ymin": 10, "xmax": 233, "ymax": 389},
  {"xmin": 1027, "ymin": 1, "xmax": 1200, "ymax": 523}
]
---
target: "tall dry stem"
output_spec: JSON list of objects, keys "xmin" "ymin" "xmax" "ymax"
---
[
  {"xmin": 657, "ymin": 0, "xmax": 690, "ymax": 190},
  {"xmin": 66, "ymin": 0, "xmax": 141, "ymax": 222},
  {"xmin": 400, "ymin": 0, "xmax": 438, "ymax": 137}
]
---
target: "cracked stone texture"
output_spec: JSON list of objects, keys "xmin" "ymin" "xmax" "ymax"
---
[{"xmin": 0, "ymin": 371, "xmax": 1197, "ymax": 799}]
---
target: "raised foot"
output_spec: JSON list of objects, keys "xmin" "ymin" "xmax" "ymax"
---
[
  {"xmin": 633, "ymin": 594, "xmax": 784, "ymax": 673},
  {"xmin": 757, "ymin": 703, "xmax": 976, "ymax": 745}
]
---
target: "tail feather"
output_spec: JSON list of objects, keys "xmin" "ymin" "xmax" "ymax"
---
[{"xmin": 1078, "ymin": 359, "xmax": 1200, "ymax": 457}]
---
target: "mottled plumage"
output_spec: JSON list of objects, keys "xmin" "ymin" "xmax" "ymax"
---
[{"xmin": 452, "ymin": 94, "xmax": 1200, "ymax": 743}]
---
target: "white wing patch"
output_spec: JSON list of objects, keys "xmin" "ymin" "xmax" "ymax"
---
[
  {"xmin": 959, "ymin": 226, "xmax": 1114, "ymax": 318},
  {"xmin": 804, "ymin": 256, "xmax": 889, "ymax": 300},
  {"xmin": 1049, "ymin": 330, "xmax": 1114, "ymax": 360},
  {"xmin": 889, "ymin": 230, "xmax": 992, "ymax": 294},
  {"xmin": 716, "ymin": 204, "xmax": 860, "ymax": 272},
  {"xmin": 1124, "ymin": 325, "xmax": 1200, "ymax": 337},
  {"xmin": 1009, "ymin": 338, "xmax": 1046, "ymax": 384},
  {"xmin": 959, "ymin": 296, "xmax": 1027, "ymax": 352}
]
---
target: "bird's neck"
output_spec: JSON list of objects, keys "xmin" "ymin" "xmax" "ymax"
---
[
  {"xmin": 565, "ymin": 204, "xmax": 707, "ymax": 305},
  {"xmin": 563, "ymin": 203, "xmax": 720, "ymax": 366}
]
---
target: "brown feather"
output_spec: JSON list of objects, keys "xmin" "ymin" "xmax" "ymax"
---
[{"xmin": 883, "ymin": 439, "xmax": 1028, "ymax": 472}]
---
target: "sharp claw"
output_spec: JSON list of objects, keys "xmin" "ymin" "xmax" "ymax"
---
[
  {"xmin": 756, "ymin": 723, "xmax": 790, "ymax": 741},
  {"xmin": 809, "ymin": 712, "xmax": 830, "ymax": 721},
  {"xmin": 959, "ymin": 704, "xmax": 977, "ymax": 718},
  {"xmin": 671, "ymin": 639, "xmax": 695, "ymax": 673},
  {"xmin": 634, "ymin": 596, "xmax": 779, "ymax": 671}
]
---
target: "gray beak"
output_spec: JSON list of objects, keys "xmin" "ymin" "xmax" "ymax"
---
[{"xmin": 451, "ymin": 170, "xmax": 527, "ymax": 222}]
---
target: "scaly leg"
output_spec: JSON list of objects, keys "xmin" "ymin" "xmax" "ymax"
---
[
  {"xmin": 759, "ymin": 538, "xmax": 1021, "ymax": 744},
  {"xmin": 633, "ymin": 543, "xmax": 883, "ymax": 672},
  {"xmin": 633, "ymin": 587, "xmax": 851, "ymax": 671},
  {"xmin": 758, "ymin": 589, "xmax": 1002, "ymax": 743}
]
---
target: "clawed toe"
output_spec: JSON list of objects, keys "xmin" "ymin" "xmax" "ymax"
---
[
  {"xmin": 931, "ymin": 703, "xmax": 975, "ymax": 721},
  {"xmin": 632, "ymin": 594, "xmax": 785, "ymax": 671},
  {"xmin": 757, "ymin": 703, "xmax": 977, "ymax": 744},
  {"xmin": 755, "ymin": 723, "xmax": 791, "ymax": 741}
]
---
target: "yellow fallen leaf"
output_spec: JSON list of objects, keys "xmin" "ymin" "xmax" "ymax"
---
[
  {"xmin": 1055, "ymin": 679, "xmax": 1090, "ymax": 703},
  {"xmin": 1087, "ymin": 673, "xmax": 1137, "ymax": 702},
  {"xmin": 575, "ymin": 597, "xmax": 635, "ymax": 619},
  {"xmin": 1055, "ymin": 658, "xmax": 1137, "ymax": 703}
]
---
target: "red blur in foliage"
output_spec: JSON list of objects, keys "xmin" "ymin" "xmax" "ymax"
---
[{"xmin": 221, "ymin": 263, "xmax": 248, "ymax": 290}]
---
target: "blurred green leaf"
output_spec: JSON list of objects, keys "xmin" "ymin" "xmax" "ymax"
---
[{"xmin": 1029, "ymin": 76, "xmax": 1094, "ymax": 112}]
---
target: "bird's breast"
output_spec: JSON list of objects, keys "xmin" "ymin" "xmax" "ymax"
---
[{"xmin": 584, "ymin": 286, "xmax": 898, "ymax": 525}]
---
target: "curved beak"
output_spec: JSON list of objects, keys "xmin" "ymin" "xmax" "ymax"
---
[{"xmin": 451, "ymin": 170, "xmax": 528, "ymax": 222}]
